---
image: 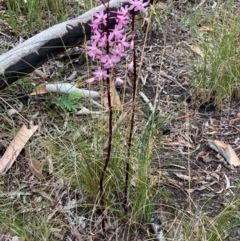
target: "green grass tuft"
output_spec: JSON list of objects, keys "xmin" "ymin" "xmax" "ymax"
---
[{"xmin": 191, "ymin": 1, "xmax": 240, "ymax": 107}]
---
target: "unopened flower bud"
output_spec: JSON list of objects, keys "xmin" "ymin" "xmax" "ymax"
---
[
  {"xmin": 130, "ymin": 40, "xmax": 134, "ymax": 50},
  {"xmin": 115, "ymin": 77, "xmax": 124, "ymax": 85},
  {"xmin": 128, "ymin": 61, "xmax": 134, "ymax": 72}
]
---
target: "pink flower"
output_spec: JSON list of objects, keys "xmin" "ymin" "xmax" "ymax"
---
[
  {"xmin": 89, "ymin": 21, "xmax": 99, "ymax": 32},
  {"xmin": 117, "ymin": 35, "xmax": 130, "ymax": 48},
  {"xmin": 128, "ymin": 0, "xmax": 150, "ymax": 13},
  {"xmin": 98, "ymin": 32, "xmax": 108, "ymax": 47},
  {"xmin": 100, "ymin": 54, "xmax": 120, "ymax": 69},
  {"xmin": 119, "ymin": 5, "xmax": 130, "ymax": 16},
  {"xmin": 117, "ymin": 15, "xmax": 128, "ymax": 25},
  {"xmin": 94, "ymin": 9, "xmax": 107, "ymax": 25},
  {"xmin": 111, "ymin": 45, "xmax": 125, "ymax": 58},
  {"xmin": 112, "ymin": 6, "xmax": 130, "ymax": 27},
  {"xmin": 91, "ymin": 30, "xmax": 102, "ymax": 43},
  {"xmin": 109, "ymin": 26, "xmax": 124, "ymax": 41},
  {"xmin": 91, "ymin": 32, "xmax": 108, "ymax": 48},
  {"xmin": 113, "ymin": 5, "xmax": 130, "ymax": 22},
  {"xmin": 116, "ymin": 14, "xmax": 129, "ymax": 27},
  {"xmin": 86, "ymin": 45, "xmax": 103, "ymax": 60},
  {"xmin": 93, "ymin": 67, "xmax": 109, "ymax": 80}
]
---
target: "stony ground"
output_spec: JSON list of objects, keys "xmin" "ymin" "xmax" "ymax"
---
[{"xmin": 0, "ymin": 0, "xmax": 240, "ymax": 240}]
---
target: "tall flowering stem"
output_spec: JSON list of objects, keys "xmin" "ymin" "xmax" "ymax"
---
[
  {"xmin": 86, "ymin": 0, "xmax": 150, "ymax": 224},
  {"xmin": 99, "ymin": 2, "xmax": 112, "ymax": 231}
]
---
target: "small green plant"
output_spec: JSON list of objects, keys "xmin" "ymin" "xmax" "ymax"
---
[{"xmin": 49, "ymin": 92, "xmax": 82, "ymax": 112}]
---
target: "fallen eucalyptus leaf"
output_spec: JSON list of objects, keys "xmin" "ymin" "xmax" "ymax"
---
[
  {"xmin": 0, "ymin": 125, "xmax": 39, "ymax": 175},
  {"xmin": 174, "ymin": 173, "xmax": 191, "ymax": 181},
  {"xmin": 29, "ymin": 157, "xmax": 44, "ymax": 180},
  {"xmin": 208, "ymin": 140, "xmax": 240, "ymax": 167},
  {"xmin": 30, "ymin": 83, "xmax": 48, "ymax": 95},
  {"xmin": 191, "ymin": 45, "xmax": 204, "ymax": 58},
  {"xmin": 101, "ymin": 81, "xmax": 123, "ymax": 111},
  {"xmin": 199, "ymin": 25, "xmax": 214, "ymax": 31}
]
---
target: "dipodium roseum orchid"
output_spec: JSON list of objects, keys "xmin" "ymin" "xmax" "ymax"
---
[
  {"xmin": 86, "ymin": 0, "xmax": 150, "ymax": 84},
  {"xmin": 88, "ymin": 0, "xmax": 151, "ymax": 226}
]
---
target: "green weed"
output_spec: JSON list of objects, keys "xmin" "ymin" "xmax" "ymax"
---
[{"xmin": 49, "ymin": 92, "xmax": 82, "ymax": 112}]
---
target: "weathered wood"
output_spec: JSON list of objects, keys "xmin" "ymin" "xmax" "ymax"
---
[
  {"xmin": 0, "ymin": 21, "xmax": 90, "ymax": 89},
  {"xmin": 0, "ymin": 0, "xmax": 153, "ymax": 89}
]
